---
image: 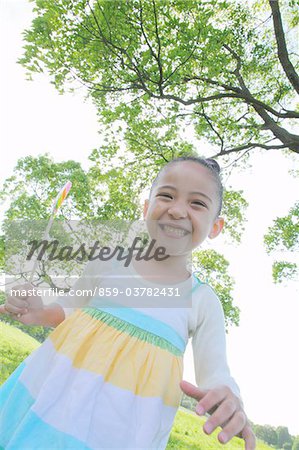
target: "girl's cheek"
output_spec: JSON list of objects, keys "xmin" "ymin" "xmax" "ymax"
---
[{"xmin": 150, "ymin": 203, "xmax": 164, "ymax": 216}]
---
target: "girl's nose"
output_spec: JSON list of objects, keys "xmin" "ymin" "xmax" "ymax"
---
[{"xmin": 167, "ymin": 203, "xmax": 188, "ymax": 219}]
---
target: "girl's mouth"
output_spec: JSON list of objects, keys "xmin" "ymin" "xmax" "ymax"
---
[{"xmin": 159, "ymin": 224, "xmax": 189, "ymax": 238}]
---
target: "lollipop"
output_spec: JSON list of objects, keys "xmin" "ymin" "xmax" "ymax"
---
[
  {"xmin": 28, "ymin": 180, "xmax": 72, "ymax": 283},
  {"xmin": 53, "ymin": 180, "xmax": 72, "ymax": 214}
]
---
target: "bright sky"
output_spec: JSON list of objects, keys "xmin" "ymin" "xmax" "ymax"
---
[{"xmin": 1, "ymin": 0, "xmax": 299, "ymax": 436}]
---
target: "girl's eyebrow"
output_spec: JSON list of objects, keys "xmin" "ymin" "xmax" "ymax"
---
[
  {"xmin": 157, "ymin": 185, "xmax": 213, "ymax": 204},
  {"xmin": 190, "ymin": 191, "xmax": 213, "ymax": 204},
  {"xmin": 158, "ymin": 185, "xmax": 176, "ymax": 190}
]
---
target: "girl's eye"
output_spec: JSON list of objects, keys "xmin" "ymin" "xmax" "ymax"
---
[
  {"xmin": 157, "ymin": 193, "xmax": 173, "ymax": 199},
  {"xmin": 192, "ymin": 201, "xmax": 207, "ymax": 208}
]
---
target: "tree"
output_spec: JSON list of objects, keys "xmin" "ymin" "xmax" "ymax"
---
[
  {"xmin": 277, "ymin": 426, "xmax": 292, "ymax": 449},
  {"xmin": 19, "ymin": 0, "xmax": 299, "ymax": 159},
  {"xmin": 264, "ymin": 202, "xmax": 299, "ymax": 283},
  {"xmin": 254, "ymin": 424, "xmax": 278, "ymax": 446},
  {"xmin": 13, "ymin": 0, "xmax": 298, "ymax": 286},
  {"xmin": 192, "ymin": 249, "xmax": 240, "ymax": 327},
  {"xmin": 0, "ymin": 154, "xmax": 142, "ymax": 289},
  {"xmin": 292, "ymin": 437, "xmax": 299, "ymax": 450}
]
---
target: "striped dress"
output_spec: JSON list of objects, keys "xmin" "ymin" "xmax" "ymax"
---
[{"xmin": 0, "ymin": 276, "xmax": 196, "ymax": 449}]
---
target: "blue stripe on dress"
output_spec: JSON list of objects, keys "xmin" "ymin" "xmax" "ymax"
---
[
  {"xmin": 0, "ymin": 378, "xmax": 90, "ymax": 449},
  {"xmin": 0, "ymin": 363, "xmax": 33, "ymax": 447},
  {"xmin": 7, "ymin": 411, "xmax": 91, "ymax": 449},
  {"xmin": 90, "ymin": 303, "xmax": 186, "ymax": 353}
]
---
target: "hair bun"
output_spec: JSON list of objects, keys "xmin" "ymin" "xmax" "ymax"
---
[{"xmin": 205, "ymin": 158, "xmax": 221, "ymax": 174}]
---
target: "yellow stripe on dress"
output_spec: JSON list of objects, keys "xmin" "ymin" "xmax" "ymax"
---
[{"xmin": 49, "ymin": 309, "xmax": 183, "ymax": 407}]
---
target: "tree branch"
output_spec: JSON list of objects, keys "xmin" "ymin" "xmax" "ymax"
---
[
  {"xmin": 154, "ymin": 91, "xmax": 245, "ymax": 105},
  {"xmin": 125, "ymin": 132, "xmax": 172, "ymax": 161},
  {"xmin": 213, "ymin": 142, "xmax": 290, "ymax": 157},
  {"xmin": 269, "ymin": 0, "xmax": 299, "ymax": 94},
  {"xmin": 183, "ymin": 75, "xmax": 299, "ymax": 119},
  {"xmin": 195, "ymin": 107, "xmax": 224, "ymax": 152},
  {"xmin": 86, "ymin": 1, "xmax": 155, "ymax": 93},
  {"xmin": 223, "ymin": 43, "xmax": 299, "ymax": 152},
  {"xmin": 78, "ymin": 3, "xmax": 299, "ymax": 133},
  {"xmin": 95, "ymin": 0, "xmax": 112, "ymax": 41},
  {"xmin": 138, "ymin": 1, "xmax": 163, "ymax": 94},
  {"xmin": 151, "ymin": 0, "xmax": 163, "ymax": 94},
  {"xmin": 163, "ymin": 36, "xmax": 199, "ymax": 85}
]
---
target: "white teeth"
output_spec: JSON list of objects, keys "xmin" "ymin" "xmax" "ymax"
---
[{"xmin": 163, "ymin": 225, "xmax": 187, "ymax": 237}]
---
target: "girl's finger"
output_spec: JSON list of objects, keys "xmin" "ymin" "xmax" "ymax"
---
[
  {"xmin": 242, "ymin": 423, "xmax": 257, "ymax": 450},
  {"xmin": 202, "ymin": 398, "xmax": 237, "ymax": 435},
  {"xmin": 195, "ymin": 386, "xmax": 229, "ymax": 415},
  {"xmin": 2, "ymin": 303, "xmax": 28, "ymax": 315},
  {"xmin": 5, "ymin": 295, "xmax": 28, "ymax": 309},
  {"xmin": 179, "ymin": 380, "xmax": 208, "ymax": 402},
  {"xmin": 218, "ymin": 410, "xmax": 247, "ymax": 444}
]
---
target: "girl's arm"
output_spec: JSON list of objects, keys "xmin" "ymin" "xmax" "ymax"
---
[
  {"xmin": 22, "ymin": 302, "xmax": 66, "ymax": 327},
  {"xmin": 0, "ymin": 260, "xmax": 104, "ymax": 327},
  {"xmin": 0, "ymin": 285, "xmax": 66, "ymax": 327},
  {"xmin": 190, "ymin": 284, "xmax": 241, "ymax": 397},
  {"xmin": 184, "ymin": 284, "xmax": 256, "ymax": 449}
]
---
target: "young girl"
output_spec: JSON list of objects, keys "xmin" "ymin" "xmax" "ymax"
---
[{"xmin": 0, "ymin": 156, "xmax": 256, "ymax": 449}]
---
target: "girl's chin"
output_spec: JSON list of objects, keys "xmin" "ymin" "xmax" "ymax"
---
[{"xmin": 154, "ymin": 237, "xmax": 193, "ymax": 258}]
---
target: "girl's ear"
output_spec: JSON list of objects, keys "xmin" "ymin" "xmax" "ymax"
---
[
  {"xmin": 208, "ymin": 217, "xmax": 224, "ymax": 239},
  {"xmin": 143, "ymin": 199, "xmax": 149, "ymax": 219}
]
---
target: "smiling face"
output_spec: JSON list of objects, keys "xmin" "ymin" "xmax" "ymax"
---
[{"xmin": 143, "ymin": 161, "xmax": 224, "ymax": 255}]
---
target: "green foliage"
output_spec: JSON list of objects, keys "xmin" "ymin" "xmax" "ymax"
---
[
  {"xmin": 292, "ymin": 437, "xmax": 299, "ymax": 450},
  {"xmin": 7, "ymin": 152, "xmax": 102, "ymax": 209},
  {"xmin": 264, "ymin": 202, "xmax": 299, "ymax": 283},
  {"xmin": 0, "ymin": 234, "xmax": 4, "ymax": 271},
  {"xmin": 253, "ymin": 423, "xmax": 295, "ymax": 449},
  {"xmin": 0, "ymin": 321, "xmax": 40, "ymax": 385},
  {"xmin": 0, "ymin": 153, "xmax": 141, "ymax": 284},
  {"xmin": 264, "ymin": 203, "xmax": 299, "ymax": 253},
  {"xmin": 18, "ymin": 0, "xmax": 299, "ymax": 155},
  {"xmin": 277, "ymin": 426, "xmax": 292, "ymax": 449},
  {"xmin": 6, "ymin": 0, "xmax": 297, "ymax": 290},
  {"xmin": 272, "ymin": 261, "xmax": 298, "ymax": 283},
  {"xmin": 254, "ymin": 423, "xmax": 278, "ymax": 446},
  {"xmin": 284, "ymin": 443, "xmax": 292, "ymax": 450},
  {"xmin": 192, "ymin": 249, "xmax": 240, "ymax": 328},
  {"xmin": 222, "ymin": 189, "xmax": 248, "ymax": 243},
  {"xmin": 0, "ymin": 154, "xmax": 94, "ymax": 221}
]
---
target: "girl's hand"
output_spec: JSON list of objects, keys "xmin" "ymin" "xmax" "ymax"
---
[
  {"xmin": 0, "ymin": 283, "xmax": 44, "ymax": 325},
  {"xmin": 180, "ymin": 380, "xmax": 256, "ymax": 450}
]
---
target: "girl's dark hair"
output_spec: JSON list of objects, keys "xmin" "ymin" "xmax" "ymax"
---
[{"xmin": 151, "ymin": 156, "xmax": 223, "ymax": 215}]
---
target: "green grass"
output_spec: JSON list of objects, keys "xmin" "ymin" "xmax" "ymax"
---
[
  {"xmin": 0, "ymin": 321, "xmax": 40, "ymax": 384},
  {"xmin": 167, "ymin": 407, "xmax": 273, "ymax": 450}
]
